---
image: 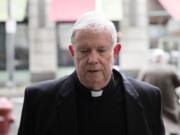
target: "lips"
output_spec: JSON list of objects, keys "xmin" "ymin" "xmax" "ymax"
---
[{"xmin": 87, "ymin": 69, "xmax": 99, "ymax": 72}]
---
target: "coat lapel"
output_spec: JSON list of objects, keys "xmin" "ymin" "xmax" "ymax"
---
[
  {"xmin": 55, "ymin": 96, "xmax": 77, "ymax": 135},
  {"xmin": 52, "ymin": 73, "xmax": 78, "ymax": 135},
  {"xmin": 121, "ymin": 73, "xmax": 152, "ymax": 135}
]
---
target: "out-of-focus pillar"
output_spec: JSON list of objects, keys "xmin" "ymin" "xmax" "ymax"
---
[
  {"xmin": 121, "ymin": 0, "xmax": 149, "ymax": 72},
  {"xmin": 5, "ymin": 0, "xmax": 16, "ymax": 88},
  {"xmin": 29, "ymin": 0, "xmax": 57, "ymax": 82}
]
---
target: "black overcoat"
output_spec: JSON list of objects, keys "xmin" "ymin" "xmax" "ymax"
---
[{"xmin": 18, "ymin": 69, "xmax": 165, "ymax": 135}]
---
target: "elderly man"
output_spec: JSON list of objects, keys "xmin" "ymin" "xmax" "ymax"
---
[{"xmin": 18, "ymin": 12, "xmax": 165, "ymax": 135}]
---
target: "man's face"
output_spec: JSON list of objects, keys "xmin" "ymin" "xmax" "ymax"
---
[{"xmin": 69, "ymin": 29, "xmax": 120, "ymax": 90}]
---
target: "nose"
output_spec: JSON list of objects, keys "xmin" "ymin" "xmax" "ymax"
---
[{"xmin": 87, "ymin": 51, "xmax": 98, "ymax": 64}]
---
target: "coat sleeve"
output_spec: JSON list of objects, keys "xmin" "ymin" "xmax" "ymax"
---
[
  {"xmin": 171, "ymin": 66, "xmax": 180, "ymax": 88},
  {"xmin": 17, "ymin": 88, "xmax": 36, "ymax": 135}
]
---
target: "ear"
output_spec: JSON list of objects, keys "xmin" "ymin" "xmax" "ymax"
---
[
  {"xmin": 69, "ymin": 45, "xmax": 74, "ymax": 56},
  {"xmin": 113, "ymin": 43, "xmax": 121, "ymax": 59}
]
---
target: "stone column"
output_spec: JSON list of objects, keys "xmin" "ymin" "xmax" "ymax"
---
[
  {"xmin": 28, "ymin": 0, "xmax": 57, "ymax": 82},
  {"xmin": 120, "ymin": 0, "xmax": 149, "ymax": 73}
]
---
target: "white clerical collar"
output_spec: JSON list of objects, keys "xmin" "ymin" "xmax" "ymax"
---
[{"xmin": 91, "ymin": 90, "xmax": 103, "ymax": 97}]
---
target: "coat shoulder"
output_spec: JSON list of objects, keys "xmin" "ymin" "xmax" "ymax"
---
[
  {"xmin": 128, "ymin": 76, "xmax": 160, "ymax": 95},
  {"xmin": 24, "ymin": 73, "xmax": 75, "ymax": 103},
  {"xmin": 126, "ymin": 76, "xmax": 162, "ymax": 108},
  {"xmin": 26, "ymin": 75, "xmax": 69, "ymax": 93}
]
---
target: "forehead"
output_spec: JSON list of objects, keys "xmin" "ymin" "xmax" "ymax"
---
[{"xmin": 73, "ymin": 29, "xmax": 112, "ymax": 46}]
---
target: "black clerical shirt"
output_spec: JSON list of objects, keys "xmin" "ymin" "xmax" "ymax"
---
[{"xmin": 75, "ymin": 74, "xmax": 126, "ymax": 135}]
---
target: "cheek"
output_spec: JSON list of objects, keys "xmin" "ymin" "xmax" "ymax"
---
[
  {"xmin": 75, "ymin": 56, "xmax": 87, "ymax": 71},
  {"xmin": 102, "ymin": 55, "xmax": 113, "ymax": 72},
  {"xmin": 76, "ymin": 55, "xmax": 86, "ymax": 64},
  {"xmin": 104, "ymin": 54, "xmax": 113, "ymax": 64}
]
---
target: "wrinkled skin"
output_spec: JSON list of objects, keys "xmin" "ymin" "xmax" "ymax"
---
[{"xmin": 69, "ymin": 29, "xmax": 121, "ymax": 90}]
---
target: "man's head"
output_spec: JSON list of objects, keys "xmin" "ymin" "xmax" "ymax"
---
[
  {"xmin": 151, "ymin": 49, "xmax": 169, "ymax": 64},
  {"xmin": 69, "ymin": 11, "xmax": 121, "ymax": 90}
]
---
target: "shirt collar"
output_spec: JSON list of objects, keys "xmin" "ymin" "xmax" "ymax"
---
[{"xmin": 74, "ymin": 72, "xmax": 115, "ymax": 98}]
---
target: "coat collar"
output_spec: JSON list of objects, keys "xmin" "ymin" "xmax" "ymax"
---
[
  {"xmin": 114, "ymin": 69, "xmax": 152, "ymax": 135},
  {"xmin": 54, "ymin": 72, "xmax": 78, "ymax": 135},
  {"xmin": 113, "ymin": 69, "xmax": 139, "ymax": 100},
  {"xmin": 124, "ymin": 93, "xmax": 152, "ymax": 135},
  {"xmin": 56, "ymin": 69, "xmax": 140, "ymax": 101},
  {"xmin": 53, "ymin": 69, "xmax": 152, "ymax": 135}
]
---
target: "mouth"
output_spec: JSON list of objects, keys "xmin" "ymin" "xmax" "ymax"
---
[{"xmin": 87, "ymin": 70, "xmax": 100, "ymax": 73}]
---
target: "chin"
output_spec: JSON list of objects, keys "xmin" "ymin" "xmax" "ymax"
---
[
  {"xmin": 89, "ymin": 86, "xmax": 101, "ymax": 91},
  {"xmin": 90, "ymin": 82, "xmax": 106, "ymax": 90}
]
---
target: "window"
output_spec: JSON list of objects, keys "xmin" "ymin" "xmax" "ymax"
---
[
  {"xmin": 0, "ymin": 19, "xmax": 29, "ymax": 70},
  {"xmin": 147, "ymin": 0, "xmax": 170, "ymax": 49},
  {"xmin": 56, "ymin": 22, "xmax": 74, "ymax": 67},
  {"xmin": 15, "ymin": 20, "xmax": 29, "ymax": 69},
  {"xmin": 0, "ymin": 22, "xmax": 6, "ymax": 70}
]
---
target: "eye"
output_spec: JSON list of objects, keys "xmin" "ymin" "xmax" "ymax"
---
[
  {"xmin": 97, "ymin": 48, "xmax": 107, "ymax": 53},
  {"xmin": 79, "ymin": 48, "xmax": 89, "ymax": 53}
]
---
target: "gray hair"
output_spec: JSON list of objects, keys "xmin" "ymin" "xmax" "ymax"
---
[
  {"xmin": 151, "ymin": 49, "xmax": 169, "ymax": 64},
  {"xmin": 71, "ymin": 11, "xmax": 117, "ymax": 45}
]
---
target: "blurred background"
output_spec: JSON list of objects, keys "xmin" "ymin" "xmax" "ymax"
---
[{"xmin": 0, "ymin": 0, "xmax": 180, "ymax": 134}]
